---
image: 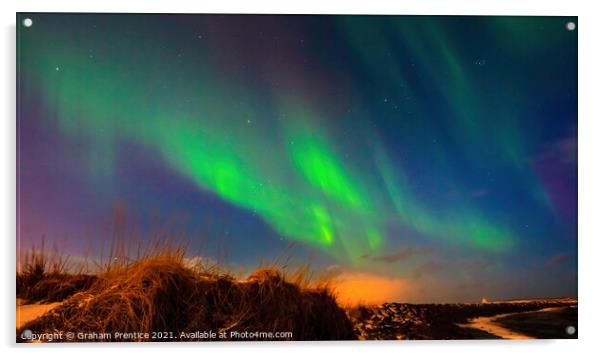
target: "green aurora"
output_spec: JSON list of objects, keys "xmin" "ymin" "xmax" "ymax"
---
[{"xmin": 17, "ymin": 14, "xmax": 576, "ymax": 271}]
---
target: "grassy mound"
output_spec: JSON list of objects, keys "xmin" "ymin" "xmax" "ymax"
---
[
  {"xmin": 18, "ymin": 273, "xmax": 97, "ymax": 303},
  {"xmin": 17, "ymin": 256, "xmax": 356, "ymax": 342},
  {"xmin": 17, "ymin": 251, "xmax": 97, "ymax": 303}
]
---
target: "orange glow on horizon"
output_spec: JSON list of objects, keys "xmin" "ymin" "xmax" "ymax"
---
[{"xmin": 331, "ymin": 272, "xmax": 407, "ymax": 306}]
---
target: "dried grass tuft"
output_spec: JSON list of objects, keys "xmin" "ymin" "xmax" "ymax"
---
[{"xmin": 18, "ymin": 254, "xmax": 356, "ymax": 341}]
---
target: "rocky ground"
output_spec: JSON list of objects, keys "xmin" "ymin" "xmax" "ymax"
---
[{"xmin": 346, "ymin": 299, "xmax": 577, "ymax": 340}]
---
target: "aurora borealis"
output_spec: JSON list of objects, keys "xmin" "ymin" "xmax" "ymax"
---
[{"xmin": 17, "ymin": 14, "xmax": 577, "ymax": 302}]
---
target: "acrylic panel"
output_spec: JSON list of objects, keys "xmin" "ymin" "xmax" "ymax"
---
[{"xmin": 16, "ymin": 13, "xmax": 577, "ymax": 342}]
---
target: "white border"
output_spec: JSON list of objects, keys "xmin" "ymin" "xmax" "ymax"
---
[
  {"xmin": 2, "ymin": 1, "xmax": 601, "ymax": 356},
  {"xmin": 1, "ymin": 0, "xmax": 583, "ymax": 16}
]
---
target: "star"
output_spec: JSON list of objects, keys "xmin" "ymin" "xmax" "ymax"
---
[{"xmin": 475, "ymin": 59, "xmax": 487, "ymax": 66}]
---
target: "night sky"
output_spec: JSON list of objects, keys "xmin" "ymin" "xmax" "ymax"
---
[{"xmin": 17, "ymin": 14, "xmax": 577, "ymax": 303}]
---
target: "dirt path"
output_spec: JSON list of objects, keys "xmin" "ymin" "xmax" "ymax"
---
[
  {"xmin": 459, "ymin": 307, "xmax": 564, "ymax": 339},
  {"xmin": 16, "ymin": 299, "xmax": 62, "ymax": 329}
]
